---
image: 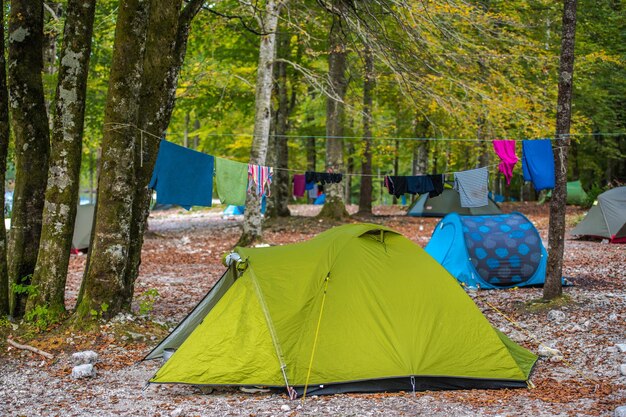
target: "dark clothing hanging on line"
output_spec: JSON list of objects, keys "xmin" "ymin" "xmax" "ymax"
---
[
  {"xmin": 428, "ymin": 174, "xmax": 444, "ymax": 197},
  {"xmin": 305, "ymin": 171, "xmax": 343, "ymax": 185},
  {"xmin": 385, "ymin": 175, "xmax": 441, "ymax": 198}
]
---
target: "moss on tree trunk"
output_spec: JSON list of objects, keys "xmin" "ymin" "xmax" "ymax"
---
[
  {"xmin": 74, "ymin": 0, "xmax": 150, "ymax": 321},
  {"xmin": 27, "ymin": 0, "xmax": 96, "ymax": 321},
  {"xmin": 7, "ymin": 0, "xmax": 50, "ymax": 317},
  {"xmin": 122, "ymin": 0, "xmax": 204, "ymax": 309}
]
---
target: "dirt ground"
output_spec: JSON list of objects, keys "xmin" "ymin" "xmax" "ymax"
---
[{"xmin": 1, "ymin": 202, "xmax": 625, "ymax": 416}]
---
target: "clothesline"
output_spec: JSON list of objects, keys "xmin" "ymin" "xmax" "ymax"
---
[
  {"xmin": 106, "ymin": 122, "xmax": 566, "ymax": 179},
  {"xmin": 149, "ymin": 134, "xmax": 557, "ymax": 210},
  {"xmin": 104, "ymin": 122, "xmax": 624, "ymax": 143}
]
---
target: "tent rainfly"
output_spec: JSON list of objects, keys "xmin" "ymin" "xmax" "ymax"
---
[
  {"xmin": 425, "ymin": 213, "xmax": 549, "ymax": 289},
  {"xmin": 407, "ymin": 189, "xmax": 502, "ymax": 217},
  {"xmin": 145, "ymin": 223, "xmax": 536, "ymax": 396},
  {"xmin": 72, "ymin": 204, "xmax": 95, "ymax": 251},
  {"xmin": 570, "ymin": 186, "xmax": 626, "ymax": 243}
]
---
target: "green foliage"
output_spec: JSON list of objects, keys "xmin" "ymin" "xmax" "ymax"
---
[
  {"xmin": 89, "ymin": 302, "xmax": 109, "ymax": 320},
  {"xmin": 138, "ymin": 288, "xmax": 160, "ymax": 316},
  {"xmin": 24, "ymin": 305, "xmax": 54, "ymax": 331},
  {"xmin": 10, "ymin": 275, "xmax": 37, "ymax": 297}
]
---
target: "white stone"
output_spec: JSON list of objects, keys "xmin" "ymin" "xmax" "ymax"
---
[
  {"xmin": 170, "ymin": 408, "xmax": 184, "ymax": 417},
  {"xmin": 616, "ymin": 344, "xmax": 626, "ymax": 353},
  {"xmin": 538, "ymin": 345, "xmax": 561, "ymax": 358},
  {"xmin": 550, "ymin": 356, "xmax": 564, "ymax": 363},
  {"xmin": 71, "ymin": 351, "xmax": 99, "ymax": 365},
  {"xmin": 615, "ymin": 406, "xmax": 626, "ymax": 417},
  {"xmin": 620, "ymin": 364, "xmax": 626, "ymax": 376},
  {"xmin": 547, "ymin": 310, "xmax": 566, "ymax": 322},
  {"xmin": 71, "ymin": 364, "xmax": 96, "ymax": 379},
  {"xmin": 609, "ymin": 313, "xmax": 618, "ymax": 321},
  {"xmin": 280, "ymin": 405, "xmax": 290, "ymax": 412}
]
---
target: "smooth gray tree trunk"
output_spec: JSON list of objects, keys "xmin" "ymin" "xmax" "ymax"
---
[
  {"xmin": 319, "ymin": 6, "xmax": 348, "ymax": 219},
  {"xmin": 358, "ymin": 45, "xmax": 374, "ymax": 215},
  {"xmin": 238, "ymin": 0, "xmax": 282, "ymax": 246},
  {"xmin": 7, "ymin": 0, "xmax": 50, "ymax": 317},
  {"xmin": 0, "ymin": 0, "xmax": 10, "ymax": 315},
  {"xmin": 544, "ymin": 0, "xmax": 578, "ymax": 300},
  {"xmin": 270, "ymin": 27, "xmax": 291, "ymax": 218},
  {"xmin": 28, "ymin": 0, "xmax": 96, "ymax": 320}
]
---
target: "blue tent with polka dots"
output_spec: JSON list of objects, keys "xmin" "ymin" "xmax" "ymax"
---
[{"xmin": 425, "ymin": 212, "xmax": 548, "ymax": 289}]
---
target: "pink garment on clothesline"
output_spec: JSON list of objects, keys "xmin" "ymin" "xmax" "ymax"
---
[
  {"xmin": 293, "ymin": 174, "xmax": 306, "ymax": 197},
  {"xmin": 492, "ymin": 140, "xmax": 518, "ymax": 185}
]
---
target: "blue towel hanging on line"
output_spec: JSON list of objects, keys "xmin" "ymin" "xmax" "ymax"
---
[
  {"xmin": 149, "ymin": 140, "xmax": 214, "ymax": 210},
  {"xmin": 522, "ymin": 139, "xmax": 555, "ymax": 191}
]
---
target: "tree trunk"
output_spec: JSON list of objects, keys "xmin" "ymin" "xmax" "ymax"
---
[
  {"xmin": 27, "ymin": 0, "xmax": 96, "ymax": 320},
  {"xmin": 358, "ymin": 44, "xmax": 374, "ymax": 215},
  {"xmin": 319, "ymin": 7, "xmax": 348, "ymax": 219},
  {"xmin": 272, "ymin": 27, "xmax": 291, "ymax": 218},
  {"xmin": 74, "ymin": 0, "xmax": 150, "ymax": 321},
  {"xmin": 238, "ymin": 0, "xmax": 281, "ymax": 246},
  {"xmin": 0, "ymin": 0, "xmax": 10, "ymax": 315},
  {"xmin": 120, "ymin": 0, "xmax": 203, "ymax": 312},
  {"xmin": 7, "ymin": 0, "xmax": 50, "ymax": 317},
  {"xmin": 544, "ymin": 0, "xmax": 577, "ymax": 300}
]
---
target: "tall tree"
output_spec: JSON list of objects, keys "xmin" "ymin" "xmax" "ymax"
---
[
  {"xmin": 269, "ymin": 26, "xmax": 292, "ymax": 218},
  {"xmin": 7, "ymin": 0, "xmax": 50, "ymax": 317},
  {"xmin": 27, "ymin": 0, "xmax": 97, "ymax": 320},
  {"xmin": 238, "ymin": 0, "xmax": 282, "ymax": 246},
  {"xmin": 544, "ymin": 0, "xmax": 578, "ymax": 300},
  {"xmin": 75, "ymin": 0, "xmax": 151, "ymax": 320},
  {"xmin": 0, "ymin": 0, "xmax": 10, "ymax": 316},
  {"xmin": 121, "ymin": 0, "xmax": 203, "ymax": 310},
  {"xmin": 318, "ymin": 2, "xmax": 348, "ymax": 219},
  {"xmin": 358, "ymin": 44, "xmax": 374, "ymax": 215}
]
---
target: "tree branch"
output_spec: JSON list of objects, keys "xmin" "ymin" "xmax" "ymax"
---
[{"xmin": 7, "ymin": 338, "xmax": 54, "ymax": 360}]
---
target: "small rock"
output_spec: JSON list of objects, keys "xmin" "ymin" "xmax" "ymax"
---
[
  {"xmin": 71, "ymin": 351, "xmax": 99, "ymax": 365},
  {"xmin": 607, "ymin": 347, "xmax": 619, "ymax": 353},
  {"xmin": 71, "ymin": 364, "xmax": 96, "ymax": 379},
  {"xmin": 568, "ymin": 324, "xmax": 584, "ymax": 333},
  {"xmin": 538, "ymin": 345, "xmax": 562, "ymax": 358},
  {"xmin": 616, "ymin": 344, "xmax": 626, "ymax": 353},
  {"xmin": 609, "ymin": 313, "xmax": 618, "ymax": 321},
  {"xmin": 280, "ymin": 405, "xmax": 290, "ymax": 412},
  {"xmin": 127, "ymin": 332, "xmax": 145, "ymax": 341},
  {"xmin": 620, "ymin": 364, "xmax": 626, "ymax": 376},
  {"xmin": 547, "ymin": 310, "xmax": 566, "ymax": 322},
  {"xmin": 550, "ymin": 355, "xmax": 564, "ymax": 363},
  {"xmin": 170, "ymin": 408, "xmax": 184, "ymax": 417},
  {"xmin": 615, "ymin": 406, "xmax": 626, "ymax": 417}
]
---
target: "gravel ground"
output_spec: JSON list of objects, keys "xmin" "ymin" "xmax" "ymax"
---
[{"xmin": 1, "ymin": 203, "xmax": 625, "ymax": 416}]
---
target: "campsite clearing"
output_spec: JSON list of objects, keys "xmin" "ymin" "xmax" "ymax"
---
[{"xmin": 1, "ymin": 202, "xmax": 625, "ymax": 416}]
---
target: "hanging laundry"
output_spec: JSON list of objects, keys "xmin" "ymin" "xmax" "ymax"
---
[
  {"xmin": 492, "ymin": 140, "xmax": 519, "ymax": 186},
  {"xmin": 293, "ymin": 174, "xmax": 306, "ymax": 197},
  {"xmin": 522, "ymin": 139, "xmax": 555, "ymax": 191},
  {"xmin": 307, "ymin": 183, "xmax": 319, "ymax": 199},
  {"xmin": 428, "ymin": 174, "xmax": 445, "ymax": 197},
  {"xmin": 453, "ymin": 167, "xmax": 489, "ymax": 208},
  {"xmin": 407, "ymin": 176, "xmax": 435, "ymax": 195},
  {"xmin": 216, "ymin": 157, "xmax": 248, "ymax": 206},
  {"xmin": 305, "ymin": 181, "xmax": 315, "ymax": 191},
  {"xmin": 305, "ymin": 171, "xmax": 343, "ymax": 185},
  {"xmin": 248, "ymin": 164, "xmax": 273, "ymax": 197},
  {"xmin": 384, "ymin": 176, "xmax": 408, "ymax": 198},
  {"xmin": 149, "ymin": 140, "xmax": 214, "ymax": 210}
]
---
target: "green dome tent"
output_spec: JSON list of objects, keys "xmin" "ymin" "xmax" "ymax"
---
[
  {"xmin": 408, "ymin": 188, "xmax": 502, "ymax": 217},
  {"xmin": 146, "ymin": 224, "xmax": 536, "ymax": 395},
  {"xmin": 571, "ymin": 186, "xmax": 626, "ymax": 243}
]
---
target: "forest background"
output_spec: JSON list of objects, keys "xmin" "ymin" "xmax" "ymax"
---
[{"xmin": 0, "ymin": 0, "xmax": 624, "ymax": 326}]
